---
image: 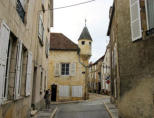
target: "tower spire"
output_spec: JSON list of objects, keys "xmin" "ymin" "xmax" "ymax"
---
[{"xmin": 85, "ymin": 19, "xmax": 87, "ymax": 26}]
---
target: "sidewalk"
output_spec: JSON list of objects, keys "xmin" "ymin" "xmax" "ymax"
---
[
  {"xmin": 31, "ymin": 105, "xmax": 57, "ymax": 118},
  {"xmin": 103, "ymin": 97, "xmax": 119, "ymax": 118},
  {"xmin": 89, "ymin": 93, "xmax": 119, "ymax": 118}
]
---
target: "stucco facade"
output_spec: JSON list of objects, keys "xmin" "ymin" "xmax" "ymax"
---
[{"xmin": 0, "ymin": 0, "xmax": 53, "ymax": 118}]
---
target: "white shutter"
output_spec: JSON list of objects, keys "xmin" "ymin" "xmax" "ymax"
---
[
  {"xmin": 0, "ymin": 21, "xmax": 10, "ymax": 104},
  {"xmin": 130, "ymin": 0, "xmax": 142, "ymax": 41},
  {"xmin": 19, "ymin": 0, "xmax": 27, "ymax": 8},
  {"xmin": 72, "ymin": 86, "xmax": 82, "ymax": 97},
  {"xmin": 15, "ymin": 40, "xmax": 22, "ymax": 99},
  {"xmin": 70, "ymin": 63, "xmax": 76, "ymax": 76},
  {"xmin": 54, "ymin": 63, "xmax": 60, "ymax": 76},
  {"xmin": 59, "ymin": 85, "xmax": 69, "ymax": 97},
  {"xmin": 38, "ymin": 14, "xmax": 43, "ymax": 40},
  {"xmin": 25, "ymin": 51, "xmax": 32, "ymax": 96}
]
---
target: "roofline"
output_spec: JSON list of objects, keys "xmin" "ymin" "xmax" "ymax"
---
[
  {"xmin": 92, "ymin": 55, "xmax": 105, "ymax": 65},
  {"xmin": 107, "ymin": 3, "xmax": 115, "ymax": 36},
  {"xmin": 49, "ymin": 48, "xmax": 79, "ymax": 51}
]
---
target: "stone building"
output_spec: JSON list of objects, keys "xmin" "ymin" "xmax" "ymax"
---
[
  {"xmin": 48, "ymin": 26, "xmax": 92, "ymax": 101},
  {"xmin": 107, "ymin": 0, "xmax": 154, "ymax": 117},
  {"xmin": 88, "ymin": 56, "xmax": 104, "ymax": 93},
  {"xmin": 101, "ymin": 44, "xmax": 111, "ymax": 95},
  {"xmin": 0, "ymin": 0, "xmax": 53, "ymax": 118}
]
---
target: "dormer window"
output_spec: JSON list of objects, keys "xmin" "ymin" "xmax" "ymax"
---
[{"xmin": 81, "ymin": 41, "xmax": 85, "ymax": 45}]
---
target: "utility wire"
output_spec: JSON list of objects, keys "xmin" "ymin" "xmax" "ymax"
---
[{"xmin": 44, "ymin": 0, "xmax": 95, "ymax": 11}]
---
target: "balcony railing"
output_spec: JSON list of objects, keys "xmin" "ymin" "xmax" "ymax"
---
[{"xmin": 16, "ymin": 0, "xmax": 25, "ymax": 23}]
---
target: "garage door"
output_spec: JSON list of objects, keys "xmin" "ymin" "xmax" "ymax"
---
[
  {"xmin": 59, "ymin": 85, "xmax": 70, "ymax": 97},
  {"xmin": 72, "ymin": 86, "xmax": 82, "ymax": 97}
]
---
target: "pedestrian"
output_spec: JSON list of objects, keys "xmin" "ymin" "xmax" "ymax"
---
[{"xmin": 44, "ymin": 90, "xmax": 50, "ymax": 109}]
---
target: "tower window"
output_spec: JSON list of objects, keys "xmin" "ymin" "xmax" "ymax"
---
[
  {"xmin": 81, "ymin": 41, "xmax": 85, "ymax": 45},
  {"xmin": 89, "ymin": 42, "xmax": 91, "ymax": 45}
]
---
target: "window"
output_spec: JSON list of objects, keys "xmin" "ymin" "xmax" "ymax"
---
[
  {"xmin": 0, "ymin": 21, "xmax": 11, "ymax": 103},
  {"xmin": 72, "ymin": 86, "xmax": 82, "ymax": 97},
  {"xmin": 42, "ymin": 0, "xmax": 45, "ymax": 12},
  {"xmin": 145, "ymin": 0, "xmax": 154, "ymax": 30},
  {"xmin": 45, "ymin": 38, "xmax": 49, "ymax": 57},
  {"xmin": 25, "ymin": 51, "xmax": 32, "ymax": 96},
  {"xmin": 61, "ymin": 63, "xmax": 69, "ymax": 75},
  {"xmin": 40, "ymin": 68, "xmax": 43, "ymax": 94},
  {"xmin": 38, "ymin": 14, "xmax": 44, "ymax": 45},
  {"xmin": 16, "ymin": 0, "xmax": 27, "ymax": 23},
  {"xmin": 89, "ymin": 42, "xmax": 91, "ymax": 45},
  {"xmin": 59, "ymin": 85, "xmax": 70, "ymax": 97},
  {"xmin": 129, "ymin": 0, "xmax": 142, "ymax": 41},
  {"xmin": 14, "ymin": 40, "xmax": 23, "ymax": 99},
  {"xmin": 81, "ymin": 41, "xmax": 85, "ymax": 45},
  {"xmin": 54, "ymin": 63, "xmax": 76, "ymax": 76}
]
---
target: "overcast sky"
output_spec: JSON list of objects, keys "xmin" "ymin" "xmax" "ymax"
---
[{"xmin": 52, "ymin": 0, "xmax": 113, "ymax": 62}]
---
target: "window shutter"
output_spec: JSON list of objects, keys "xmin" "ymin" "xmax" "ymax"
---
[
  {"xmin": 145, "ymin": 0, "xmax": 154, "ymax": 30},
  {"xmin": 25, "ymin": 51, "xmax": 32, "ymax": 96},
  {"xmin": 70, "ymin": 63, "xmax": 76, "ymax": 76},
  {"xmin": 54, "ymin": 63, "xmax": 60, "ymax": 76},
  {"xmin": 59, "ymin": 85, "xmax": 69, "ymax": 97},
  {"xmin": 72, "ymin": 86, "xmax": 82, "ymax": 97},
  {"xmin": 15, "ymin": 40, "xmax": 22, "ymax": 99},
  {"xmin": 130, "ymin": 0, "xmax": 142, "ymax": 41},
  {"xmin": 38, "ymin": 14, "xmax": 43, "ymax": 40},
  {"xmin": 0, "ymin": 21, "xmax": 10, "ymax": 104}
]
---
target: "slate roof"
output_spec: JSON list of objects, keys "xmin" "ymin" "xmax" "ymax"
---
[
  {"xmin": 78, "ymin": 26, "xmax": 92, "ymax": 41},
  {"xmin": 50, "ymin": 33, "xmax": 79, "ymax": 51}
]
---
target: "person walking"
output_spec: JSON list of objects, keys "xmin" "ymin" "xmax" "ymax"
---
[{"xmin": 44, "ymin": 90, "xmax": 50, "ymax": 109}]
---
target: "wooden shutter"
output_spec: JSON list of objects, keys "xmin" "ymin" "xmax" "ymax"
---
[
  {"xmin": 38, "ymin": 14, "xmax": 43, "ymax": 40},
  {"xmin": 25, "ymin": 51, "xmax": 32, "ymax": 96},
  {"xmin": 0, "ymin": 21, "xmax": 10, "ymax": 104},
  {"xmin": 54, "ymin": 63, "xmax": 60, "ymax": 76},
  {"xmin": 72, "ymin": 86, "xmax": 82, "ymax": 97},
  {"xmin": 70, "ymin": 63, "xmax": 76, "ymax": 76},
  {"xmin": 59, "ymin": 85, "xmax": 69, "ymax": 97},
  {"xmin": 130, "ymin": 0, "xmax": 142, "ymax": 41},
  {"xmin": 15, "ymin": 40, "xmax": 22, "ymax": 99}
]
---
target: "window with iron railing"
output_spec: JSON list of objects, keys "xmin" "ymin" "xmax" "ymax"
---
[{"xmin": 16, "ymin": 0, "xmax": 25, "ymax": 23}]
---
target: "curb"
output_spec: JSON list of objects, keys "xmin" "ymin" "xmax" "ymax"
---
[
  {"xmin": 103, "ymin": 102, "xmax": 114, "ymax": 118},
  {"xmin": 51, "ymin": 100, "xmax": 85, "ymax": 105},
  {"xmin": 50, "ymin": 107, "xmax": 58, "ymax": 118}
]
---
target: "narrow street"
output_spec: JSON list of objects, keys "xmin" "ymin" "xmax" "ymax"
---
[{"xmin": 54, "ymin": 94, "xmax": 111, "ymax": 118}]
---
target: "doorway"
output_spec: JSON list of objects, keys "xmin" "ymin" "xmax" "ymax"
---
[{"xmin": 51, "ymin": 84, "xmax": 57, "ymax": 101}]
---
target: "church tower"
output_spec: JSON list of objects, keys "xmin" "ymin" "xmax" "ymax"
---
[{"xmin": 78, "ymin": 24, "xmax": 92, "ymax": 61}]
